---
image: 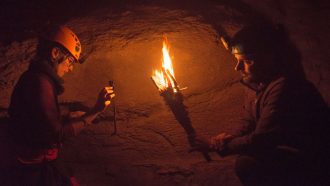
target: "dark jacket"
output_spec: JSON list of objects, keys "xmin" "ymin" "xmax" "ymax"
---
[
  {"xmin": 9, "ymin": 59, "xmax": 75, "ymax": 151},
  {"xmin": 224, "ymin": 76, "xmax": 330, "ymax": 159}
]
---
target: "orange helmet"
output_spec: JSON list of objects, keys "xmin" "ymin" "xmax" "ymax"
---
[{"xmin": 48, "ymin": 26, "xmax": 82, "ymax": 62}]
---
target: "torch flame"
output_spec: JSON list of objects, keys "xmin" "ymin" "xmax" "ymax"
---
[
  {"xmin": 152, "ymin": 36, "xmax": 178, "ymax": 92},
  {"xmin": 162, "ymin": 37, "xmax": 174, "ymax": 78}
]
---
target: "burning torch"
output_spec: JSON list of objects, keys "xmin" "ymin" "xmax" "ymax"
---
[{"xmin": 151, "ymin": 36, "xmax": 211, "ymax": 161}]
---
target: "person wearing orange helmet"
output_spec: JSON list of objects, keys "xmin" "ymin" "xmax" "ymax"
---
[{"xmin": 6, "ymin": 25, "xmax": 114, "ymax": 185}]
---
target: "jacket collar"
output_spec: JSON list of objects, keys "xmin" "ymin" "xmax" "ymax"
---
[
  {"xmin": 240, "ymin": 80, "xmax": 266, "ymax": 93},
  {"xmin": 29, "ymin": 57, "xmax": 64, "ymax": 95}
]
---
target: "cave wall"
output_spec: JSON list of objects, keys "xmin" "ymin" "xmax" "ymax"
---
[
  {"xmin": 0, "ymin": 0, "xmax": 329, "ymax": 185},
  {"xmin": 1, "ymin": 0, "xmax": 329, "ymax": 109}
]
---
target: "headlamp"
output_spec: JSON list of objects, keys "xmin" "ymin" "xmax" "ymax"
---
[{"xmin": 220, "ymin": 36, "xmax": 248, "ymax": 55}]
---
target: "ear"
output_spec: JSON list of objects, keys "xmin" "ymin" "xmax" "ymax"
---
[{"xmin": 51, "ymin": 47, "xmax": 60, "ymax": 60}]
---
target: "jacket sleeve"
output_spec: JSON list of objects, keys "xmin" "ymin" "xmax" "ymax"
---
[
  {"xmin": 228, "ymin": 106, "xmax": 255, "ymax": 137},
  {"xmin": 227, "ymin": 88, "xmax": 257, "ymax": 137},
  {"xmin": 222, "ymin": 80, "xmax": 286, "ymax": 155}
]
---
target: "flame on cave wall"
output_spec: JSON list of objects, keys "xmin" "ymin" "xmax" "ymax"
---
[{"xmin": 152, "ymin": 36, "xmax": 177, "ymax": 92}]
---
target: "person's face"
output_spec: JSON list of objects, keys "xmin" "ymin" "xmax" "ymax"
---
[
  {"xmin": 234, "ymin": 54, "xmax": 256, "ymax": 83},
  {"xmin": 56, "ymin": 54, "xmax": 75, "ymax": 77},
  {"xmin": 51, "ymin": 47, "xmax": 76, "ymax": 77}
]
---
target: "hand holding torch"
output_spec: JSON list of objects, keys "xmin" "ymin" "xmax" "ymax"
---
[{"xmin": 151, "ymin": 69, "xmax": 211, "ymax": 162}]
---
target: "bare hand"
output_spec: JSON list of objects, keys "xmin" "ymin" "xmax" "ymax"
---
[
  {"xmin": 211, "ymin": 133, "xmax": 233, "ymax": 143},
  {"xmin": 210, "ymin": 132, "xmax": 233, "ymax": 151},
  {"xmin": 189, "ymin": 135, "xmax": 212, "ymax": 153},
  {"xmin": 94, "ymin": 86, "xmax": 115, "ymax": 112},
  {"xmin": 190, "ymin": 133, "xmax": 233, "ymax": 152},
  {"xmin": 68, "ymin": 111, "xmax": 86, "ymax": 119}
]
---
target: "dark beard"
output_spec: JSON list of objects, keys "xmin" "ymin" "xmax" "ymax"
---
[{"xmin": 241, "ymin": 73, "xmax": 255, "ymax": 84}]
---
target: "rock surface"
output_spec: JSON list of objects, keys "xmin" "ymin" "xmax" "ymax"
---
[{"xmin": 0, "ymin": 0, "xmax": 329, "ymax": 185}]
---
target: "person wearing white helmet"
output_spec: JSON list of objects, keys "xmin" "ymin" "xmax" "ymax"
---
[{"xmin": 6, "ymin": 25, "xmax": 114, "ymax": 186}]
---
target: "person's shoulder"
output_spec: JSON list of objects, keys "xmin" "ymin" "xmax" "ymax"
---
[
  {"xmin": 268, "ymin": 76, "xmax": 287, "ymax": 88},
  {"xmin": 262, "ymin": 76, "xmax": 289, "ymax": 101},
  {"xmin": 265, "ymin": 76, "xmax": 314, "ymax": 101},
  {"xmin": 23, "ymin": 70, "xmax": 54, "ymax": 88}
]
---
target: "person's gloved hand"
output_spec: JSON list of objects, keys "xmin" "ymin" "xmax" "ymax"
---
[{"xmin": 93, "ymin": 86, "xmax": 115, "ymax": 112}]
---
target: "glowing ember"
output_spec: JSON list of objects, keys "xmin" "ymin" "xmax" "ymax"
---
[{"xmin": 152, "ymin": 36, "xmax": 178, "ymax": 93}]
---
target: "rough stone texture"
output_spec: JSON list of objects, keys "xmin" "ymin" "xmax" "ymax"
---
[{"xmin": 0, "ymin": 0, "xmax": 329, "ymax": 186}]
